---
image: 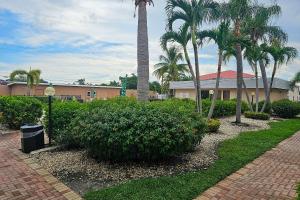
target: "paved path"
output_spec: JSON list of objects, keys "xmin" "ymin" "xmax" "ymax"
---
[
  {"xmin": 196, "ymin": 132, "xmax": 300, "ymax": 200},
  {"xmin": 0, "ymin": 131, "xmax": 82, "ymax": 200}
]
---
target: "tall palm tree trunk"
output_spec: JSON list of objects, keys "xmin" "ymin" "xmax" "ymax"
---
[
  {"xmin": 208, "ymin": 50, "xmax": 222, "ymax": 120},
  {"xmin": 193, "ymin": 42, "xmax": 202, "ymax": 115},
  {"xmin": 234, "ymin": 21, "xmax": 243, "ymax": 123},
  {"xmin": 137, "ymin": 1, "xmax": 149, "ymax": 101},
  {"xmin": 259, "ymin": 60, "xmax": 270, "ymax": 112},
  {"xmin": 183, "ymin": 48, "xmax": 197, "ymax": 87},
  {"xmin": 254, "ymin": 64, "xmax": 259, "ymax": 112}
]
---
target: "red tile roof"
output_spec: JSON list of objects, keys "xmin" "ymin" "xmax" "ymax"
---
[{"xmin": 200, "ymin": 70, "xmax": 255, "ymax": 80}]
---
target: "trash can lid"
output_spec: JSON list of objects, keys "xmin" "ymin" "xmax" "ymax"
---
[{"xmin": 20, "ymin": 125, "xmax": 44, "ymax": 133}]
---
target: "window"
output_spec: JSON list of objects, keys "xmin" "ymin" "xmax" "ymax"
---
[
  {"xmin": 87, "ymin": 91, "xmax": 91, "ymax": 97},
  {"xmin": 223, "ymin": 90, "xmax": 230, "ymax": 100},
  {"xmin": 201, "ymin": 90, "xmax": 209, "ymax": 99}
]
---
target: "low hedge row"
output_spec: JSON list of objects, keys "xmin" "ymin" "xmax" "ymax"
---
[
  {"xmin": 244, "ymin": 111, "xmax": 270, "ymax": 120},
  {"xmin": 0, "ymin": 96, "xmax": 43, "ymax": 129}
]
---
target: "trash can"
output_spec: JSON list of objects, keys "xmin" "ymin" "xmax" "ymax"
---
[{"xmin": 20, "ymin": 125, "xmax": 45, "ymax": 153}]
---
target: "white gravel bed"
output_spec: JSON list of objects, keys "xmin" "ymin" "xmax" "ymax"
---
[{"xmin": 31, "ymin": 116, "xmax": 275, "ymax": 195}]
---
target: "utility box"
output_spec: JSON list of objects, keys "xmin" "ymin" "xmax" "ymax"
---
[{"xmin": 20, "ymin": 125, "xmax": 45, "ymax": 153}]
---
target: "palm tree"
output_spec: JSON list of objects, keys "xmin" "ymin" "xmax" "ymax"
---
[
  {"xmin": 166, "ymin": 0, "xmax": 219, "ymax": 115},
  {"xmin": 197, "ymin": 21, "xmax": 232, "ymax": 119},
  {"xmin": 135, "ymin": 0, "xmax": 153, "ymax": 101},
  {"xmin": 221, "ymin": 0, "xmax": 255, "ymax": 123},
  {"xmin": 244, "ymin": 44, "xmax": 269, "ymax": 112},
  {"xmin": 242, "ymin": 3, "xmax": 287, "ymax": 112},
  {"xmin": 161, "ymin": 24, "xmax": 196, "ymax": 87},
  {"xmin": 10, "ymin": 68, "xmax": 41, "ymax": 96},
  {"xmin": 263, "ymin": 40, "xmax": 298, "ymax": 103},
  {"xmin": 290, "ymin": 72, "xmax": 300, "ymax": 89},
  {"xmin": 153, "ymin": 46, "xmax": 189, "ymax": 96}
]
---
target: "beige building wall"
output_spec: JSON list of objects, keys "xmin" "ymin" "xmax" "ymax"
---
[
  {"xmin": 9, "ymin": 84, "xmax": 121, "ymax": 101},
  {"xmin": 0, "ymin": 85, "xmax": 10, "ymax": 96},
  {"xmin": 175, "ymin": 88, "xmax": 289, "ymax": 102}
]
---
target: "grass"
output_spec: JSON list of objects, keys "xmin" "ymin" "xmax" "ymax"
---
[{"xmin": 84, "ymin": 119, "xmax": 300, "ymax": 200}]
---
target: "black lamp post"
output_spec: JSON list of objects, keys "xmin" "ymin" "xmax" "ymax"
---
[
  {"xmin": 44, "ymin": 83, "xmax": 55, "ymax": 146},
  {"xmin": 251, "ymin": 92, "xmax": 255, "ymax": 110}
]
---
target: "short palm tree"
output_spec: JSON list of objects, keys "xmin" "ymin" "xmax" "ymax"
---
[
  {"xmin": 242, "ymin": 3, "xmax": 287, "ymax": 112},
  {"xmin": 10, "ymin": 69, "xmax": 41, "ymax": 96},
  {"xmin": 135, "ymin": 0, "xmax": 153, "ymax": 101},
  {"xmin": 166, "ymin": 0, "xmax": 219, "ymax": 115},
  {"xmin": 290, "ymin": 72, "xmax": 300, "ymax": 89},
  {"xmin": 220, "ymin": 0, "xmax": 255, "ymax": 123},
  {"xmin": 198, "ymin": 21, "xmax": 232, "ymax": 119},
  {"xmin": 161, "ymin": 24, "xmax": 196, "ymax": 86},
  {"xmin": 263, "ymin": 40, "xmax": 298, "ymax": 102},
  {"xmin": 244, "ymin": 44, "xmax": 269, "ymax": 112},
  {"xmin": 153, "ymin": 46, "xmax": 189, "ymax": 96}
]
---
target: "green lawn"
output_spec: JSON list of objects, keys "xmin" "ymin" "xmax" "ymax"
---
[{"xmin": 85, "ymin": 119, "xmax": 300, "ymax": 200}]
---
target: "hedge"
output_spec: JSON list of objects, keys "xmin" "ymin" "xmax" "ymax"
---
[
  {"xmin": 67, "ymin": 99, "xmax": 206, "ymax": 161},
  {"xmin": 272, "ymin": 99, "xmax": 300, "ymax": 118},
  {"xmin": 244, "ymin": 111, "xmax": 270, "ymax": 120},
  {"xmin": 0, "ymin": 96, "xmax": 43, "ymax": 129}
]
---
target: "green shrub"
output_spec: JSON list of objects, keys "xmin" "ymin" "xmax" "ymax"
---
[
  {"xmin": 68, "ymin": 102, "xmax": 206, "ymax": 161},
  {"xmin": 258, "ymin": 100, "xmax": 272, "ymax": 114},
  {"xmin": 207, "ymin": 119, "xmax": 221, "ymax": 133},
  {"xmin": 43, "ymin": 100, "xmax": 87, "ymax": 145},
  {"xmin": 244, "ymin": 111, "xmax": 270, "ymax": 120},
  {"xmin": 272, "ymin": 99, "xmax": 300, "ymax": 118},
  {"xmin": 202, "ymin": 99, "xmax": 248, "ymax": 118},
  {"xmin": 0, "ymin": 96, "xmax": 43, "ymax": 129}
]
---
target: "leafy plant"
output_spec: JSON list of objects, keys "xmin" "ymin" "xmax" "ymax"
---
[
  {"xmin": 272, "ymin": 99, "xmax": 300, "ymax": 118},
  {"xmin": 0, "ymin": 96, "xmax": 43, "ymax": 129},
  {"xmin": 68, "ymin": 101, "xmax": 206, "ymax": 161},
  {"xmin": 207, "ymin": 119, "xmax": 221, "ymax": 133}
]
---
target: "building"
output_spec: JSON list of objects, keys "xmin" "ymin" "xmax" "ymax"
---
[
  {"xmin": 0, "ymin": 82, "xmax": 121, "ymax": 101},
  {"xmin": 0, "ymin": 82, "xmax": 158, "ymax": 101},
  {"xmin": 170, "ymin": 70, "xmax": 300, "ymax": 102}
]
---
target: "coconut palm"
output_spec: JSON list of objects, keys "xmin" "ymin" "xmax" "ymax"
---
[
  {"xmin": 242, "ymin": 3, "xmax": 287, "ymax": 112},
  {"xmin": 153, "ymin": 46, "xmax": 189, "ymax": 96},
  {"xmin": 290, "ymin": 72, "xmax": 300, "ymax": 89},
  {"xmin": 244, "ymin": 44, "xmax": 269, "ymax": 112},
  {"xmin": 220, "ymin": 0, "xmax": 255, "ymax": 123},
  {"xmin": 197, "ymin": 21, "xmax": 232, "ymax": 119},
  {"xmin": 161, "ymin": 24, "xmax": 196, "ymax": 87},
  {"xmin": 10, "ymin": 69, "xmax": 41, "ymax": 96},
  {"xmin": 166, "ymin": 0, "xmax": 219, "ymax": 115},
  {"xmin": 135, "ymin": 0, "xmax": 153, "ymax": 101},
  {"xmin": 263, "ymin": 40, "xmax": 298, "ymax": 103}
]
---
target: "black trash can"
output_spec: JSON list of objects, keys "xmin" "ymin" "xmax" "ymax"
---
[{"xmin": 20, "ymin": 125, "xmax": 45, "ymax": 153}]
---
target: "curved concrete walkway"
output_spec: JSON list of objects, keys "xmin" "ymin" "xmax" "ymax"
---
[
  {"xmin": 0, "ymin": 131, "xmax": 82, "ymax": 200},
  {"xmin": 196, "ymin": 132, "xmax": 300, "ymax": 200}
]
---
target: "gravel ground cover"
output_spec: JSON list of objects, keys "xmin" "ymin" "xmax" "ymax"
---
[{"xmin": 31, "ymin": 116, "xmax": 274, "ymax": 195}]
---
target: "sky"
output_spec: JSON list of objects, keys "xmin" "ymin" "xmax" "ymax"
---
[{"xmin": 0, "ymin": 0, "xmax": 299, "ymax": 84}]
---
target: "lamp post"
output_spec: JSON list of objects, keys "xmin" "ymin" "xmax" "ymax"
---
[
  {"xmin": 44, "ymin": 83, "xmax": 55, "ymax": 146},
  {"xmin": 209, "ymin": 90, "xmax": 214, "ymax": 101},
  {"xmin": 251, "ymin": 92, "xmax": 255, "ymax": 109}
]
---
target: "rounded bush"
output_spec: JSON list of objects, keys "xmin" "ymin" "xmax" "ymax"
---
[
  {"xmin": 272, "ymin": 99, "xmax": 300, "ymax": 118},
  {"xmin": 258, "ymin": 100, "xmax": 272, "ymax": 114},
  {"xmin": 244, "ymin": 111, "xmax": 270, "ymax": 120},
  {"xmin": 0, "ymin": 96, "xmax": 43, "ymax": 129},
  {"xmin": 207, "ymin": 119, "xmax": 221, "ymax": 133},
  {"xmin": 69, "ymin": 104, "xmax": 206, "ymax": 161}
]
